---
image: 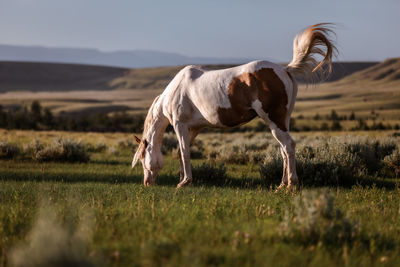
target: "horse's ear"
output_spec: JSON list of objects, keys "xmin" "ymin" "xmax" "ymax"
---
[
  {"xmin": 134, "ymin": 135, "xmax": 141, "ymax": 144},
  {"xmin": 132, "ymin": 138, "xmax": 147, "ymax": 168}
]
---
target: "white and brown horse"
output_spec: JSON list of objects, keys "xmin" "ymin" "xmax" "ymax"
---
[{"xmin": 132, "ymin": 23, "xmax": 337, "ymax": 188}]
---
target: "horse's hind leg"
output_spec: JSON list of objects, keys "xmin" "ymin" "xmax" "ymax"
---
[
  {"xmin": 252, "ymin": 101, "xmax": 298, "ymax": 188},
  {"xmin": 276, "ymin": 147, "xmax": 289, "ymax": 189},
  {"xmin": 270, "ymin": 126, "xmax": 298, "ymax": 187}
]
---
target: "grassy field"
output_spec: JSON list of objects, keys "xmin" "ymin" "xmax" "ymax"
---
[
  {"xmin": 1, "ymin": 59, "xmax": 400, "ymax": 266},
  {"xmin": 1, "ymin": 129, "xmax": 400, "ymax": 266}
]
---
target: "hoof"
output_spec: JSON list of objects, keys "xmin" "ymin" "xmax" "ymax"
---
[
  {"xmin": 287, "ymin": 184, "xmax": 298, "ymax": 192},
  {"xmin": 275, "ymin": 182, "xmax": 298, "ymax": 193},
  {"xmin": 177, "ymin": 178, "xmax": 192, "ymax": 188},
  {"xmin": 274, "ymin": 183, "xmax": 287, "ymax": 193},
  {"xmin": 144, "ymin": 180, "xmax": 156, "ymax": 186}
]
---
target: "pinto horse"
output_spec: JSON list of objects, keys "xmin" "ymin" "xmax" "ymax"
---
[{"xmin": 132, "ymin": 23, "xmax": 337, "ymax": 188}]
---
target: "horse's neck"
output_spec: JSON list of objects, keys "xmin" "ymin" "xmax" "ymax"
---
[{"xmin": 144, "ymin": 101, "xmax": 168, "ymax": 150}]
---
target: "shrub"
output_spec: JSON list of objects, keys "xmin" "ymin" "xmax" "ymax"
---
[
  {"xmin": 346, "ymin": 139, "xmax": 397, "ymax": 175},
  {"xmin": 9, "ymin": 206, "xmax": 95, "ymax": 267},
  {"xmin": 299, "ymin": 141, "xmax": 365, "ymax": 186},
  {"xmin": 280, "ymin": 190, "xmax": 359, "ymax": 247},
  {"xmin": 297, "ymin": 114, "xmax": 304, "ymax": 119},
  {"xmin": 349, "ymin": 111, "xmax": 356, "ymax": 120},
  {"xmin": 85, "ymin": 142, "xmax": 107, "ymax": 153},
  {"xmin": 1, "ymin": 101, "xmax": 147, "ymax": 133},
  {"xmin": 243, "ymin": 137, "xmax": 270, "ymax": 151},
  {"xmin": 205, "ymin": 135, "xmax": 271, "ymax": 165},
  {"xmin": 218, "ymin": 145, "xmax": 250, "ymax": 165},
  {"xmin": 320, "ymin": 122, "xmax": 329, "ymax": 131},
  {"xmin": 34, "ymin": 138, "xmax": 89, "ymax": 163},
  {"xmin": 280, "ymin": 190, "xmax": 393, "ymax": 251},
  {"xmin": 353, "ymin": 119, "xmax": 369, "ymax": 131},
  {"xmin": 117, "ymin": 138, "xmax": 135, "ymax": 150},
  {"xmin": 382, "ymin": 149, "xmax": 400, "ymax": 178},
  {"xmin": 190, "ymin": 139, "xmax": 204, "ymax": 159},
  {"xmin": 260, "ymin": 137, "xmax": 398, "ymax": 186},
  {"xmin": 254, "ymin": 121, "xmax": 267, "ymax": 131},
  {"xmin": 329, "ymin": 110, "xmax": 339, "ymax": 120},
  {"xmin": 260, "ymin": 138, "xmax": 366, "ymax": 186},
  {"xmin": 192, "ymin": 162, "xmax": 227, "ymax": 185},
  {"xmin": 330, "ymin": 120, "xmax": 342, "ymax": 131},
  {"xmin": 248, "ymin": 151, "xmax": 265, "ymax": 164},
  {"xmin": 162, "ymin": 133, "xmax": 179, "ymax": 154},
  {"xmin": 30, "ymin": 100, "xmax": 42, "ymax": 122},
  {"xmin": 207, "ymin": 146, "xmax": 263, "ymax": 165},
  {"xmin": 0, "ymin": 141, "xmax": 19, "ymax": 159},
  {"xmin": 370, "ymin": 122, "xmax": 386, "ymax": 130},
  {"xmin": 392, "ymin": 132, "xmax": 400, "ymax": 137},
  {"xmin": 164, "ymin": 133, "xmax": 205, "ymax": 159},
  {"xmin": 23, "ymin": 139, "xmax": 44, "ymax": 157},
  {"xmin": 259, "ymin": 149, "xmax": 283, "ymax": 185},
  {"xmin": 107, "ymin": 146, "xmax": 120, "ymax": 156}
]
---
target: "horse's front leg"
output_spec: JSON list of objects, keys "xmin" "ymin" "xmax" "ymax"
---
[
  {"xmin": 178, "ymin": 148, "xmax": 184, "ymax": 182},
  {"xmin": 177, "ymin": 129, "xmax": 199, "ymax": 182},
  {"xmin": 174, "ymin": 122, "xmax": 193, "ymax": 188}
]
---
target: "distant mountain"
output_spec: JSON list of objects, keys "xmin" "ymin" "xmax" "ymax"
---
[{"xmin": 0, "ymin": 44, "xmax": 255, "ymax": 68}]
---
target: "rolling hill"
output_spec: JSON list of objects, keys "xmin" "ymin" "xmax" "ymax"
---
[
  {"xmin": 339, "ymin": 58, "xmax": 400, "ymax": 84},
  {"xmin": 0, "ymin": 61, "xmax": 128, "ymax": 92},
  {"xmin": 0, "ymin": 61, "xmax": 378, "ymax": 93}
]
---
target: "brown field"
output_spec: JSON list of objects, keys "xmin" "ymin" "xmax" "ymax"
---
[
  {"xmin": 0, "ymin": 59, "xmax": 399, "ymax": 122},
  {"xmin": 0, "ymin": 89, "xmax": 160, "ymax": 115}
]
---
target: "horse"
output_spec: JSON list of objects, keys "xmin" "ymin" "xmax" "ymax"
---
[{"xmin": 132, "ymin": 23, "xmax": 337, "ymax": 188}]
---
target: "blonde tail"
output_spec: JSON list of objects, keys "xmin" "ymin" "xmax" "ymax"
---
[{"xmin": 287, "ymin": 23, "xmax": 337, "ymax": 83}]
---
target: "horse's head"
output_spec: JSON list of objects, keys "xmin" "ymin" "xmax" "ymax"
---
[{"xmin": 131, "ymin": 135, "xmax": 163, "ymax": 186}]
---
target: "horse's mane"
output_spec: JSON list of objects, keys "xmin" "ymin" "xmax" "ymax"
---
[{"xmin": 142, "ymin": 96, "xmax": 160, "ymax": 139}]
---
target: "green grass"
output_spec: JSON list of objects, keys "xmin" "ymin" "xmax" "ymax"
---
[
  {"xmin": 1, "ymin": 181, "xmax": 400, "ymax": 266},
  {"xmin": 1, "ymin": 130, "xmax": 400, "ymax": 266}
]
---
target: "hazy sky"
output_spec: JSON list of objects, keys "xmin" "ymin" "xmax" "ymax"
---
[{"xmin": 0, "ymin": 0, "xmax": 399, "ymax": 62}]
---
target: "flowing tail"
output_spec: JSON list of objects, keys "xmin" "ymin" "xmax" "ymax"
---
[{"xmin": 287, "ymin": 23, "xmax": 337, "ymax": 83}]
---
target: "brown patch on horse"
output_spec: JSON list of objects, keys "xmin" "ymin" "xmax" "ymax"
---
[
  {"xmin": 217, "ymin": 73, "xmax": 257, "ymax": 127},
  {"xmin": 253, "ymin": 68, "xmax": 288, "ymax": 131},
  {"xmin": 217, "ymin": 68, "xmax": 288, "ymax": 131}
]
